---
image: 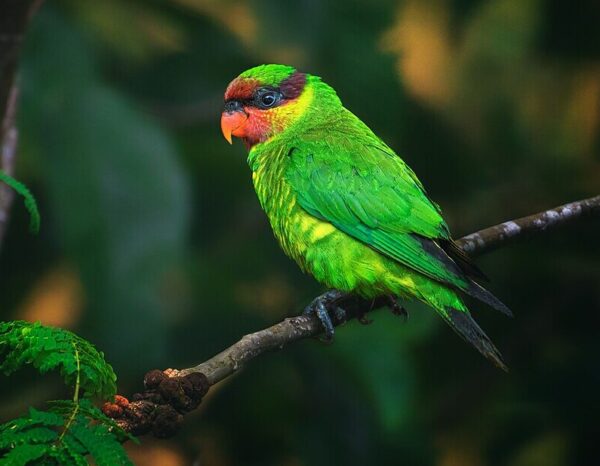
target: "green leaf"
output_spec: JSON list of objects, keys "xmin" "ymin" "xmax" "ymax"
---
[
  {"xmin": 47, "ymin": 442, "xmax": 88, "ymax": 466},
  {"xmin": 60, "ymin": 436, "xmax": 89, "ymax": 464},
  {"xmin": 70, "ymin": 421, "xmax": 133, "ymax": 466},
  {"xmin": 0, "ymin": 444, "xmax": 48, "ymax": 466},
  {"xmin": 0, "ymin": 171, "xmax": 41, "ymax": 234},
  {"xmin": 0, "ymin": 427, "xmax": 57, "ymax": 449},
  {"xmin": 0, "ymin": 409, "xmax": 63, "ymax": 435},
  {"xmin": 0, "ymin": 321, "xmax": 117, "ymax": 399},
  {"xmin": 27, "ymin": 408, "xmax": 65, "ymax": 428}
]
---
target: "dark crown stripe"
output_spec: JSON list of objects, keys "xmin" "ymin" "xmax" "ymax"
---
[{"xmin": 280, "ymin": 72, "xmax": 306, "ymax": 100}]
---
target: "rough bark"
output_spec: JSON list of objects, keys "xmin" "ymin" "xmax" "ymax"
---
[
  {"xmin": 0, "ymin": 85, "xmax": 18, "ymax": 247},
  {"xmin": 457, "ymin": 195, "xmax": 600, "ymax": 255}
]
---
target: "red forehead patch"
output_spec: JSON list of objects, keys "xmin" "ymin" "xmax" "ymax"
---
[{"xmin": 224, "ymin": 78, "xmax": 259, "ymax": 101}]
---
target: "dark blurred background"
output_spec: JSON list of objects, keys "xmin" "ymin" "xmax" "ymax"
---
[{"xmin": 1, "ymin": 0, "xmax": 599, "ymax": 464}]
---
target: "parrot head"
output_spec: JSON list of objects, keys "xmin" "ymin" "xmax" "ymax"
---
[{"xmin": 221, "ymin": 64, "xmax": 338, "ymax": 148}]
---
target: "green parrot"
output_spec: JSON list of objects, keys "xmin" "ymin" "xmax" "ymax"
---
[{"xmin": 221, "ymin": 64, "xmax": 511, "ymax": 369}]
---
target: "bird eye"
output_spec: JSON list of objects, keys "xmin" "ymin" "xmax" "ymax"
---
[{"xmin": 256, "ymin": 89, "xmax": 280, "ymax": 109}]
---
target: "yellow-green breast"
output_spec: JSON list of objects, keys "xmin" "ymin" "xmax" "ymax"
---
[{"xmin": 249, "ymin": 143, "xmax": 425, "ymax": 299}]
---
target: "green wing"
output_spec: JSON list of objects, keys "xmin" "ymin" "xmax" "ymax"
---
[{"xmin": 285, "ymin": 129, "xmax": 469, "ymax": 288}]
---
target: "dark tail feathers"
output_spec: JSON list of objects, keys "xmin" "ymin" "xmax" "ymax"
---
[
  {"xmin": 444, "ymin": 307, "xmax": 508, "ymax": 371},
  {"xmin": 439, "ymin": 238, "xmax": 489, "ymax": 282},
  {"xmin": 415, "ymin": 235, "xmax": 512, "ymax": 317},
  {"xmin": 465, "ymin": 280, "xmax": 513, "ymax": 317}
]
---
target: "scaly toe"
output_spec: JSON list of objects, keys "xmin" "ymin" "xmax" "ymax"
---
[
  {"xmin": 387, "ymin": 295, "xmax": 409, "ymax": 322},
  {"xmin": 303, "ymin": 290, "xmax": 346, "ymax": 340}
]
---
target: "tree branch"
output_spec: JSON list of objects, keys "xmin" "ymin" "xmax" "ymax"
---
[
  {"xmin": 103, "ymin": 195, "xmax": 600, "ymax": 436},
  {"xmin": 456, "ymin": 195, "xmax": 600, "ymax": 255},
  {"xmin": 0, "ymin": 0, "xmax": 44, "ymax": 251},
  {"xmin": 0, "ymin": 84, "xmax": 18, "ymax": 248}
]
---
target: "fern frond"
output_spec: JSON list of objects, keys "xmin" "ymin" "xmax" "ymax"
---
[
  {"xmin": 0, "ymin": 408, "xmax": 64, "ymax": 463},
  {"xmin": 55, "ymin": 436, "xmax": 89, "ymax": 466},
  {"xmin": 0, "ymin": 444, "xmax": 47, "ymax": 466},
  {"xmin": 27, "ymin": 408, "xmax": 65, "ymax": 428},
  {"xmin": 0, "ymin": 403, "xmax": 138, "ymax": 465},
  {"xmin": 0, "ymin": 427, "xmax": 57, "ymax": 449},
  {"xmin": 0, "ymin": 321, "xmax": 117, "ymax": 399},
  {"xmin": 0, "ymin": 171, "xmax": 40, "ymax": 234},
  {"xmin": 70, "ymin": 420, "xmax": 133, "ymax": 466},
  {"xmin": 0, "ymin": 322, "xmax": 136, "ymax": 465},
  {"xmin": 0, "ymin": 408, "xmax": 63, "ymax": 434},
  {"xmin": 47, "ymin": 445, "xmax": 85, "ymax": 466}
]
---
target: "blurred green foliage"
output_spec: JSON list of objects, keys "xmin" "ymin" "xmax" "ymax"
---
[
  {"xmin": 0, "ymin": 171, "xmax": 40, "ymax": 233},
  {"xmin": 1, "ymin": 0, "xmax": 599, "ymax": 465}
]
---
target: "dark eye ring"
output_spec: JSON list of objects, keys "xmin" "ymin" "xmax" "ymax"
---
[{"xmin": 256, "ymin": 89, "xmax": 279, "ymax": 108}]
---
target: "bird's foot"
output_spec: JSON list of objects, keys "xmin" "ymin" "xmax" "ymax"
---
[
  {"xmin": 303, "ymin": 290, "xmax": 347, "ymax": 341},
  {"xmin": 356, "ymin": 300, "xmax": 375, "ymax": 325},
  {"xmin": 387, "ymin": 295, "xmax": 409, "ymax": 322}
]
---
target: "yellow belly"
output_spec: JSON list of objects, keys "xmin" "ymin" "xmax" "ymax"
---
[{"xmin": 273, "ymin": 204, "xmax": 418, "ymax": 298}]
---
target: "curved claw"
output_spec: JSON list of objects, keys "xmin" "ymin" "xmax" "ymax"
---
[
  {"xmin": 319, "ymin": 305, "xmax": 336, "ymax": 340},
  {"xmin": 303, "ymin": 290, "xmax": 347, "ymax": 340},
  {"xmin": 358, "ymin": 314, "xmax": 374, "ymax": 325},
  {"xmin": 387, "ymin": 295, "xmax": 409, "ymax": 322}
]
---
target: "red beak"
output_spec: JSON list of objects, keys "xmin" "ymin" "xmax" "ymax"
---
[{"xmin": 221, "ymin": 110, "xmax": 248, "ymax": 144}]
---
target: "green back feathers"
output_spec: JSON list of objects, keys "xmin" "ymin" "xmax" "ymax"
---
[{"xmin": 284, "ymin": 126, "xmax": 462, "ymax": 288}]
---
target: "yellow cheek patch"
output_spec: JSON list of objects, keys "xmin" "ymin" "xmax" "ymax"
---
[
  {"xmin": 291, "ymin": 83, "xmax": 314, "ymax": 117},
  {"xmin": 272, "ymin": 83, "xmax": 315, "ymax": 128}
]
